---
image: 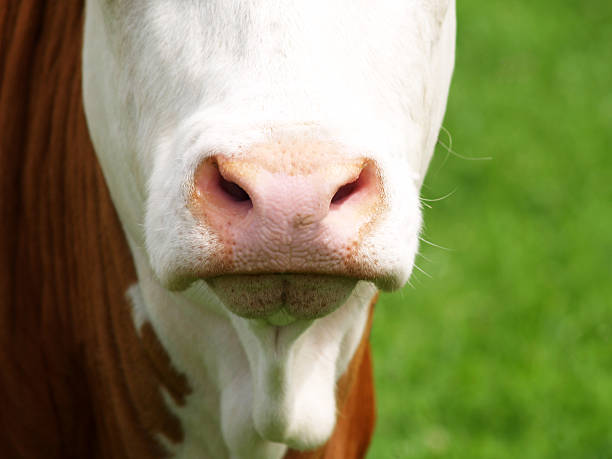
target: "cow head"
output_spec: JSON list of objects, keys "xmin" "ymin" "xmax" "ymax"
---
[{"xmin": 82, "ymin": 0, "xmax": 455, "ymax": 455}]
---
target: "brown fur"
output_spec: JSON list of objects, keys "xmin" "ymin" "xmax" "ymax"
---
[{"xmin": 0, "ymin": 2, "xmax": 375, "ymax": 458}]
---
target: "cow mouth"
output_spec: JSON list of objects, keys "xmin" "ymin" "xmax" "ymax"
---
[{"xmin": 206, "ymin": 274, "xmax": 358, "ymax": 325}]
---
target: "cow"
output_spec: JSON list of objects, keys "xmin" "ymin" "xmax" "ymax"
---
[{"xmin": 0, "ymin": 1, "xmax": 455, "ymax": 458}]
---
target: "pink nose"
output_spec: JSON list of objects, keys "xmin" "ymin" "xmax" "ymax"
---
[{"xmin": 191, "ymin": 141, "xmax": 383, "ymax": 278}]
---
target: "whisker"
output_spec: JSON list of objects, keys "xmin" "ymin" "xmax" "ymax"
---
[
  {"xmin": 434, "ymin": 125, "xmax": 492, "ymax": 183},
  {"xmin": 438, "ymin": 133, "xmax": 492, "ymax": 161},
  {"xmin": 419, "ymin": 236, "xmax": 453, "ymax": 251},
  {"xmin": 413, "ymin": 264, "xmax": 432, "ymax": 279},
  {"xmin": 436, "ymin": 125, "xmax": 454, "ymax": 172},
  {"xmin": 440, "ymin": 125, "xmax": 453, "ymax": 151},
  {"xmin": 420, "ymin": 188, "xmax": 457, "ymax": 202},
  {"xmin": 416, "ymin": 252, "xmax": 433, "ymax": 263}
]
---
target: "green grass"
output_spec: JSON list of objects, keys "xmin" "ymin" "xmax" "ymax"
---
[{"xmin": 369, "ymin": 1, "xmax": 612, "ymax": 458}]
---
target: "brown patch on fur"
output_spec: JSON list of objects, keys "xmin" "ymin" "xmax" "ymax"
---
[
  {"xmin": 284, "ymin": 293, "xmax": 378, "ymax": 459},
  {"xmin": 140, "ymin": 323, "xmax": 191, "ymax": 408},
  {"xmin": 0, "ymin": 2, "xmax": 189, "ymax": 457}
]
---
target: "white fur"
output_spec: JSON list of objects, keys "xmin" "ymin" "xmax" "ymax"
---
[
  {"xmin": 83, "ymin": 0, "xmax": 455, "ymax": 456},
  {"xmin": 127, "ymin": 244, "xmax": 375, "ymax": 458}
]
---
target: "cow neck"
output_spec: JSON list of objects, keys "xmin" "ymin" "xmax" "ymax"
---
[{"xmin": 0, "ymin": 2, "xmax": 376, "ymax": 458}]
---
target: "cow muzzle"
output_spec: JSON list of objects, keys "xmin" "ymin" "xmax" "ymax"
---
[{"xmin": 189, "ymin": 139, "xmax": 385, "ymax": 323}]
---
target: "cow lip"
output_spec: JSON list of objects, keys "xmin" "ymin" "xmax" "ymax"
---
[{"xmin": 206, "ymin": 273, "xmax": 358, "ymax": 321}]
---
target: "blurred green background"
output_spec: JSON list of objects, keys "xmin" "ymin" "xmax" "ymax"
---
[{"xmin": 369, "ymin": 1, "xmax": 612, "ymax": 458}]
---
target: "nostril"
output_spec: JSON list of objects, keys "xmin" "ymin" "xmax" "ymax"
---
[
  {"xmin": 209, "ymin": 160, "xmax": 252, "ymax": 204},
  {"xmin": 218, "ymin": 175, "xmax": 250, "ymax": 202},
  {"xmin": 331, "ymin": 165, "xmax": 372, "ymax": 207},
  {"xmin": 331, "ymin": 179, "xmax": 358, "ymax": 205},
  {"xmin": 193, "ymin": 157, "xmax": 253, "ymax": 222}
]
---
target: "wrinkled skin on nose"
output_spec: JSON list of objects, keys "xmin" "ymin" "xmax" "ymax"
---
[{"xmin": 189, "ymin": 139, "xmax": 385, "ymax": 323}]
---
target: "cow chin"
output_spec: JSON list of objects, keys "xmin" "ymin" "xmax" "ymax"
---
[{"xmin": 207, "ymin": 274, "xmax": 358, "ymax": 325}]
